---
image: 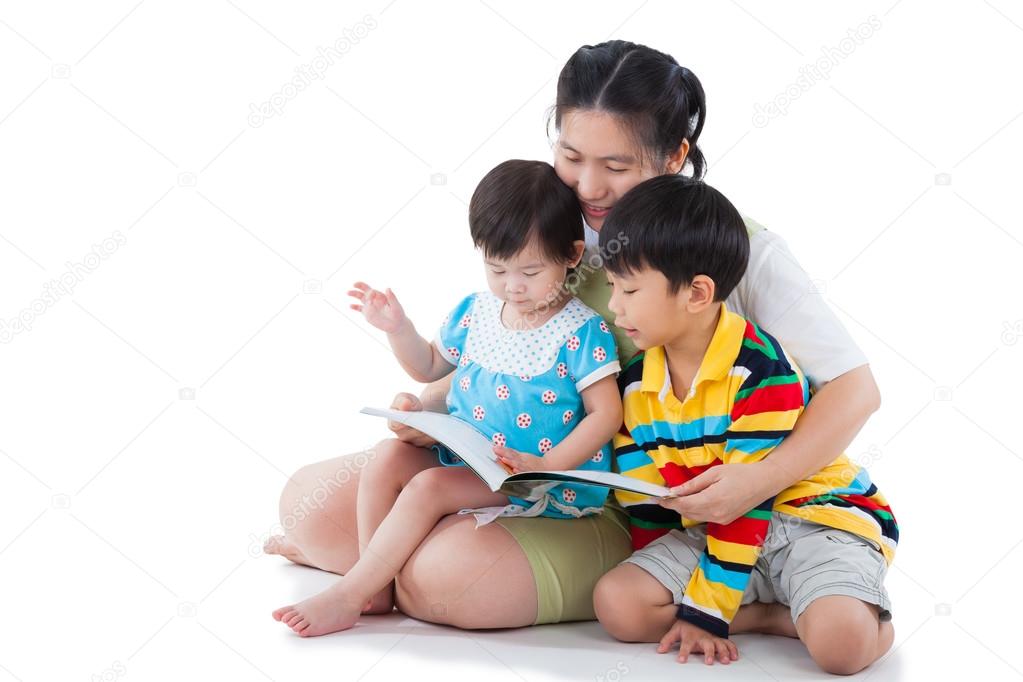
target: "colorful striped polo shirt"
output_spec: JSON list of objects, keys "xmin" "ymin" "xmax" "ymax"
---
[{"xmin": 613, "ymin": 304, "xmax": 898, "ymax": 638}]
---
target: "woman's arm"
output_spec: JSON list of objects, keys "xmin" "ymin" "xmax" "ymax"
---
[{"xmin": 669, "ymin": 364, "xmax": 880, "ymax": 524}]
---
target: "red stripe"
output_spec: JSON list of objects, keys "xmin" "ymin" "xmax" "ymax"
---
[
  {"xmin": 631, "ymin": 526, "xmax": 671, "ymax": 550},
  {"xmin": 659, "ymin": 460, "xmax": 721, "ymax": 488},
  {"xmin": 732, "ymin": 381, "xmax": 803, "ymax": 419},
  {"xmin": 707, "ymin": 516, "xmax": 771, "ymax": 546}
]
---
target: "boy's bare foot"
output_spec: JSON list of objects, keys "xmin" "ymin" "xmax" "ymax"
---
[
  {"xmin": 263, "ymin": 535, "xmax": 312, "ymax": 567},
  {"xmin": 732, "ymin": 602, "xmax": 798, "ymax": 638},
  {"xmin": 272, "ymin": 580, "xmax": 365, "ymax": 637},
  {"xmin": 362, "ymin": 583, "xmax": 395, "ymax": 615}
]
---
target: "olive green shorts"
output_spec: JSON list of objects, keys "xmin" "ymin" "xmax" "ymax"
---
[{"xmin": 494, "ymin": 501, "xmax": 632, "ymax": 624}]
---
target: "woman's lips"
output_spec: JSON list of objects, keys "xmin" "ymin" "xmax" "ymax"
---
[{"xmin": 582, "ymin": 201, "xmax": 611, "ymax": 219}]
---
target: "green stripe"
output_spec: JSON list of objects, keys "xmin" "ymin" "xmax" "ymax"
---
[
  {"xmin": 630, "ymin": 517, "xmax": 681, "ymax": 530},
  {"xmin": 734, "ymin": 373, "xmax": 799, "ymax": 401},
  {"xmin": 744, "ymin": 508, "xmax": 772, "ymax": 521}
]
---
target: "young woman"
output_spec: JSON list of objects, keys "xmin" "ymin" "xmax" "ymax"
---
[{"xmin": 265, "ymin": 41, "xmax": 884, "ymax": 651}]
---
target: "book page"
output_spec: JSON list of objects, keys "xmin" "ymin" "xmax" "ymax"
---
[
  {"xmin": 503, "ymin": 469, "xmax": 672, "ymax": 499},
  {"xmin": 360, "ymin": 407, "xmax": 509, "ymax": 491}
]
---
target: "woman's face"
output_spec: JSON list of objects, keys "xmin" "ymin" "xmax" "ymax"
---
[{"xmin": 553, "ymin": 110, "xmax": 670, "ymax": 232}]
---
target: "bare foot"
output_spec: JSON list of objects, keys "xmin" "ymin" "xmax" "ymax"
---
[
  {"xmin": 362, "ymin": 583, "xmax": 395, "ymax": 615},
  {"xmin": 263, "ymin": 535, "xmax": 312, "ymax": 567},
  {"xmin": 272, "ymin": 580, "xmax": 365, "ymax": 637}
]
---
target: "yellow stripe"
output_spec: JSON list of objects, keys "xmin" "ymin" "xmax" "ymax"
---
[{"xmin": 706, "ymin": 536, "xmax": 760, "ymax": 565}]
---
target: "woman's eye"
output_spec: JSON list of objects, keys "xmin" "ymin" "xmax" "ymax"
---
[{"xmin": 566, "ymin": 156, "xmax": 581, "ymax": 164}]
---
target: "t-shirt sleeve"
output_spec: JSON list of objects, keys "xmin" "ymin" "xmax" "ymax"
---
[
  {"xmin": 565, "ymin": 315, "xmax": 621, "ymax": 392},
  {"xmin": 728, "ymin": 230, "xmax": 869, "ymax": 391},
  {"xmin": 676, "ymin": 324, "xmax": 807, "ymax": 638},
  {"xmin": 432, "ymin": 293, "xmax": 477, "ymax": 366}
]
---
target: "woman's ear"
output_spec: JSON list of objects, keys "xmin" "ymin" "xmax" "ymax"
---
[
  {"xmin": 666, "ymin": 139, "xmax": 690, "ymax": 175},
  {"xmin": 568, "ymin": 240, "xmax": 585, "ymax": 268}
]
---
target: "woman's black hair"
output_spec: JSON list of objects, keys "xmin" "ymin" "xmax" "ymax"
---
[
  {"xmin": 550, "ymin": 40, "xmax": 707, "ymax": 179},
  {"xmin": 599, "ymin": 175, "xmax": 748, "ymax": 301},
  {"xmin": 469, "ymin": 159, "xmax": 583, "ymax": 264}
]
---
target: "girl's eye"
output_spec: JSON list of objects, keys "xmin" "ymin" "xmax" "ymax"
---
[
  {"xmin": 523, "ymin": 272, "xmax": 540, "ymax": 278},
  {"xmin": 607, "ymin": 167, "xmax": 627, "ymax": 174},
  {"xmin": 623, "ymin": 289, "xmax": 637, "ymax": 295}
]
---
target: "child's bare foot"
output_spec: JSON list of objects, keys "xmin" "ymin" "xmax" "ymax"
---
[
  {"xmin": 272, "ymin": 580, "xmax": 365, "ymax": 637},
  {"xmin": 362, "ymin": 583, "xmax": 395, "ymax": 615},
  {"xmin": 733, "ymin": 602, "xmax": 798, "ymax": 638},
  {"xmin": 263, "ymin": 535, "xmax": 312, "ymax": 567}
]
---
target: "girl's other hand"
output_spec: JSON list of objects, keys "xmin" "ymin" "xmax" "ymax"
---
[
  {"xmin": 348, "ymin": 281, "xmax": 407, "ymax": 333},
  {"xmin": 494, "ymin": 445, "xmax": 548, "ymax": 474},
  {"xmin": 387, "ymin": 392, "xmax": 439, "ymax": 448}
]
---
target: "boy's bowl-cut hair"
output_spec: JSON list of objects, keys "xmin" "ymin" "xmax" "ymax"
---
[{"xmin": 599, "ymin": 175, "xmax": 749, "ymax": 301}]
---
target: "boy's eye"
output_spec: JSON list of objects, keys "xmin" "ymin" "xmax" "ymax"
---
[{"xmin": 491, "ymin": 269, "xmax": 505, "ymax": 275}]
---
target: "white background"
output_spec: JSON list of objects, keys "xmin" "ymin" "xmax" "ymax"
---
[{"xmin": 2, "ymin": 1, "xmax": 1021, "ymax": 680}]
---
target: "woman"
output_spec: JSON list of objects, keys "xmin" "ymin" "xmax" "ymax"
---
[{"xmin": 266, "ymin": 40, "xmax": 881, "ymax": 634}]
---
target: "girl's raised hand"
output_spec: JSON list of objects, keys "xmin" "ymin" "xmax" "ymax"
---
[{"xmin": 348, "ymin": 281, "xmax": 407, "ymax": 333}]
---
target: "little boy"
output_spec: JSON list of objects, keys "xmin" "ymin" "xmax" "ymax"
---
[{"xmin": 592, "ymin": 176, "xmax": 898, "ymax": 675}]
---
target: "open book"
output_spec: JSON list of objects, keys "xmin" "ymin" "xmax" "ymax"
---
[{"xmin": 361, "ymin": 407, "xmax": 674, "ymax": 500}]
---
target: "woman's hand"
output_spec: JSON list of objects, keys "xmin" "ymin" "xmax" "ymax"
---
[
  {"xmin": 386, "ymin": 392, "xmax": 439, "ymax": 448},
  {"xmin": 494, "ymin": 445, "xmax": 548, "ymax": 474},
  {"xmin": 658, "ymin": 462, "xmax": 778, "ymax": 525},
  {"xmin": 348, "ymin": 281, "xmax": 407, "ymax": 334}
]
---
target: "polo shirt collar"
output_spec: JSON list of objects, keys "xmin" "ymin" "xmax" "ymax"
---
[{"xmin": 639, "ymin": 304, "xmax": 746, "ymax": 396}]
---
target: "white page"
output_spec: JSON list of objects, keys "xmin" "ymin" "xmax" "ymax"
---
[{"xmin": 360, "ymin": 407, "xmax": 510, "ymax": 491}]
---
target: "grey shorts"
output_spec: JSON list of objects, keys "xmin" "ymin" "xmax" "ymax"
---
[{"xmin": 623, "ymin": 511, "xmax": 892, "ymax": 625}]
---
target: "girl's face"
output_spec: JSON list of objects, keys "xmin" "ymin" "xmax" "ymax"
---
[
  {"xmin": 553, "ymin": 110, "xmax": 687, "ymax": 232},
  {"xmin": 483, "ymin": 238, "xmax": 584, "ymax": 318}
]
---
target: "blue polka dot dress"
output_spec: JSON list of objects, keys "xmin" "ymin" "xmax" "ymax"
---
[{"xmin": 431, "ymin": 290, "xmax": 621, "ymax": 522}]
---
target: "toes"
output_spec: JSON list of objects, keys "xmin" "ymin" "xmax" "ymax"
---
[
  {"xmin": 263, "ymin": 535, "xmax": 285, "ymax": 554},
  {"xmin": 272, "ymin": 606, "xmax": 293, "ymax": 621},
  {"xmin": 285, "ymin": 611, "xmax": 304, "ymax": 627}
]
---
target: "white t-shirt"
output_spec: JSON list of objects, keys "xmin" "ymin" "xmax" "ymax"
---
[{"xmin": 583, "ymin": 221, "xmax": 868, "ymax": 391}]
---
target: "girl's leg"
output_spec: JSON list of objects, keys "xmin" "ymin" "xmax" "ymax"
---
[
  {"xmin": 356, "ymin": 439, "xmax": 443, "ymax": 612},
  {"xmin": 795, "ymin": 596, "xmax": 894, "ymax": 675},
  {"xmin": 273, "ymin": 467, "xmax": 509, "ymax": 637}
]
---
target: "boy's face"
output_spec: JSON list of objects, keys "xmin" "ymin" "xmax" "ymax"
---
[
  {"xmin": 605, "ymin": 268, "xmax": 692, "ymax": 349},
  {"xmin": 483, "ymin": 238, "xmax": 584, "ymax": 318}
]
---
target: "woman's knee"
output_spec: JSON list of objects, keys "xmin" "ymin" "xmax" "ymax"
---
[
  {"xmin": 798, "ymin": 597, "xmax": 882, "ymax": 675},
  {"xmin": 395, "ymin": 514, "xmax": 537, "ymax": 628}
]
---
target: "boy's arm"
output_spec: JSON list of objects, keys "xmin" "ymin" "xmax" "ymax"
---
[{"xmin": 666, "ymin": 351, "xmax": 806, "ymax": 637}]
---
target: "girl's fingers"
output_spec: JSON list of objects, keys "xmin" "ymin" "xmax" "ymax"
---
[
  {"xmin": 352, "ymin": 281, "xmax": 370, "ymax": 291},
  {"xmin": 350, "ymin": 304, "xmax": 362, "ymax": 312}
]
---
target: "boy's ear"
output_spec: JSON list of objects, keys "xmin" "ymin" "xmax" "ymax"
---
[
  {"xmin": 568, "ymin": 240, "xmax": 585, "ymax": 268},
  {"xmin": 685, "ymin": 274, "xmax": 716, "ymax": 311}
]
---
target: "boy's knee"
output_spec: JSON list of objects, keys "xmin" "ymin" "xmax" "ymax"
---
[
  {"xmin": 799, "ymin": 598, "xmax": 880, "ymax": 675},
  {"xmin": 594, "ymin": 569, "xmax": 649, "ymax": 642}
]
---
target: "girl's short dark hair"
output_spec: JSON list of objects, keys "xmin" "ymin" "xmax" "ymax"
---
[
  {"xmin": 550, "ymin": 40, "xmax": 707, "ymax": 179},
  {"xmin": 469, "ymin": 160, "xmax": 582, "ymax": 264},
  {"xmin": 599, "ymin": 175, "xmax": 749, "ymax": 301}
]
